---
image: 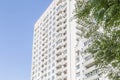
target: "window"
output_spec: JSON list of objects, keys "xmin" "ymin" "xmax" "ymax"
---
[
  {"xmin": 85, "ymin": 69, "xmax": 99, "ymax": 78},
  {"xmin": 63, "ymin": 37, "xmax": 67, "ymax": 41},
  {"xmin": 76, "ymin": 64, "xmax": 80, "ymax": 69},
  {"xmin": 52, "ymin": 76, "xmax": 55, "ymax": 80},
  {"xmin": 63, "ymin": 43, "xmax": 67, "ymax": 48},
  {"xmin": 76, "ymin": 57, "xmax": 80, "ymax": 63},
  {"xmin": 76, "ymin": 72, "xmax": 80, "ymax": 77},
  {"xmin": 56, "ymin": 39, "xmax": 62, "ymax": 45},
  {"xmin": 63, "ymin": 63, "xmax": 67, "ymax": 67},
  {"xmin": 63, "ymin": 49, "xmax": 67, "ymax": 54},
  {"xmin": 85, "ymin": 54, "xmax": 93, "ymax": 61}
]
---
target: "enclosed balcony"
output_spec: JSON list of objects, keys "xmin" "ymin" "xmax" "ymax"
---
[
  {"xmin": 85, "ymin": 74, "xmax": 99, "ymax": 80},
  {"xmin": 84, "ymin": 58, "xmax": 94, "ymax": 68},
  {"xmin": 85, "ymin": 66, "xmax": 96, "ymax": 74}
]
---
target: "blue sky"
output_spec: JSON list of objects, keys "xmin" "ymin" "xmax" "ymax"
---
[{"xmin": 0, "ymin": 0, "xmax": 52, "ymax": 80}]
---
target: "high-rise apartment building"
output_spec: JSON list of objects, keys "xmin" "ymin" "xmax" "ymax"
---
[{"xmin": 31, "ymin": 0, "xmax": 108, "ymax": 80}]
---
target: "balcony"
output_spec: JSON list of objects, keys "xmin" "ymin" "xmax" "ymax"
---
[
  {"xmin": 56, "ymin": 58, "xmax": 62, "ymax": 63},
  {"xmin": 85, "ymin": 66, "xmax": 96, "ymax": 74},
  {"xmin": 84, "ymin": 58, "xmax": 94, "ymax": 68},
  {"xmin": 76, "ymin": 26, "xmax": 81, "ymax": 30},
  {"xmin": 85, "ymin": 74, "xmax": 99, "ymax": 80},
  {"xmin": 85, "ymin": 68, "xmax": 99, "ymax": 80},
  {"xmin": 63, "ymin": 63, "xmax": 67, "ymax": 68},
  {"xmin": 76, "ymin": 31, "xmax": 81, "ymax": 36},
  {"xmin": 56, "ymin": 71, "xmax": 62, "ymax": 76},
  {"xmin": 56, "ymin": 63, "xmax": 62, "ymax": 68},
  {"xmin": 56, "ymin": 52, "xmax": 62, "ymax": 57},
  {"xmin": 56, "ymin": 0, "xmax": 62, "ymax": 6}
]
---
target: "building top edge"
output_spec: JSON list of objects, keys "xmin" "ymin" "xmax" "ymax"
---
[{"xmin": 34, "ymin": 0, "xmax": 55, "ymax": 27}]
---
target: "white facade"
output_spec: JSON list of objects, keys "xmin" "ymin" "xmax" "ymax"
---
[{"xmin": 31, "ymin": 0, "xmax": 108, "ymax": 80}]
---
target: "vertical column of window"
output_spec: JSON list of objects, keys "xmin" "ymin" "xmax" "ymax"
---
[
  {"xmin": 41, "ymin": 18, "xmax": 48, "ymax": 79},
  {"xmin": 75, "ymin": 50, "xmax": 81, "ymax": 79},
  {"xmin": 39, "ymin": 15, "xmax": 43, "ymax": 80},
  {"xmin": 32, "ymin": 26, "xmax": 40, "ymax": 80},
  {"xmin": 46, "ymin": 11, "xmax": 52, "ymax": 80},
  {"xmin": 37, "ymin": 25, "xmax": 43, "ymax": 79},
  {"xmin": 51, "ymin": 6, "xmax": 56, "ymax": 80},
  {"xmin": 45, "ymin": 16, "xmax": 49, "ymax": 79},
  {"xmin": 56, "ymin": 1, "xmax": 68, "ymax": 79},
  {"xmin": 32, "ymin": 32, "xmax": 36, "ymax": 80},
  {"xmin": 55, "ymin": 2, "xmax": 63, "ymax": 79},
  {"xmin": 62, "ymin": 1, "xmax": 68, "ymax": 79},
  {"xmin": 36, "ymin": 26, "xmax": 40, "ymax": 79}
]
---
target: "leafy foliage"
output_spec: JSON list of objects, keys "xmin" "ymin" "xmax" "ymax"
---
[{"xmin": 75, "ymin": 0, "xmax": 120, "ymax": 79}]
